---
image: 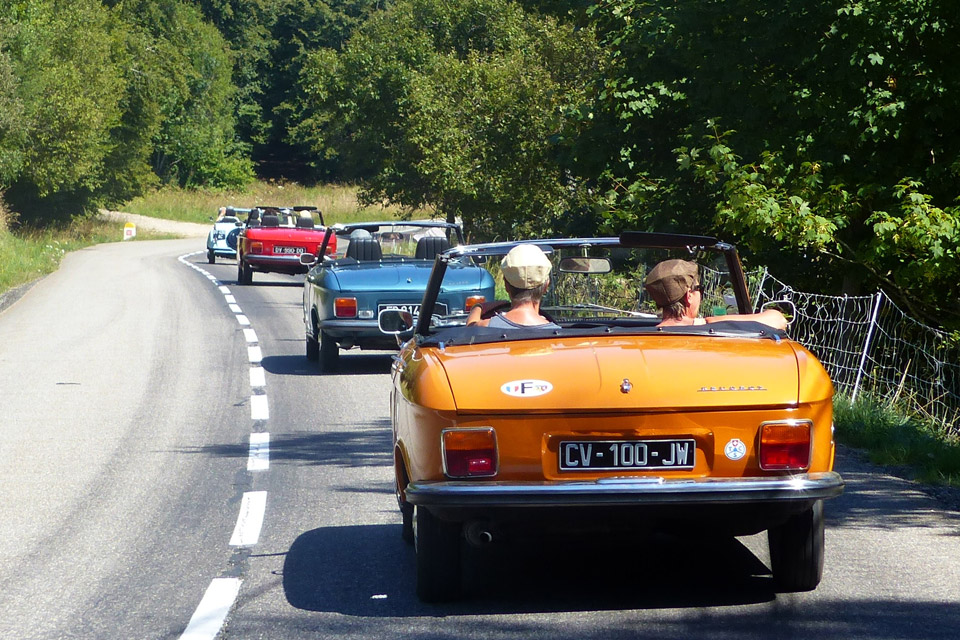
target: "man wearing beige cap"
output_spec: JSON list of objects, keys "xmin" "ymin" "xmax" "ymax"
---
[
  {"xmin": 467, "ymin": 244, "xmax": 561, "ymax": 329},
  {"xmin": 644, "ymin": 259, "xmax": 787, "ymax": 329}
]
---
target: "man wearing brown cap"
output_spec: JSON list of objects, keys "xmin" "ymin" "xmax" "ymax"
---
[
  {"xmin": 643, "ymin": 259, "xmax": 787, "ymax": 329},
  {"xmin": 467, "ymin": 244, "xmax": 561, "ymax": 329}
]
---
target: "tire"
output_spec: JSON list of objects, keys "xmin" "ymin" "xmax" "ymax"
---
[
  {"xmin": 768, "ymin": 500, "xmax": 825, "ymax": 592},
  {"xmin": 306, "ymin": 320, "xmax": 320, "ymax": 362},
  {"xmin": 207, "ymin": 249, "xmax": 215, "ymax": 264},
  {"xmin": 238, "ymin": 258, "xmax": 252, "ymax": 285},
  {"xmin": 318, "ymin": 330, "xmax": 339, "ymax": 372},
  {"xmin": 414, "ymin": 506, "xmax": 461, "ymax": 602},
  {"xmin": 400, "ymin": 500, "xmax": 414, "ymax": 545}
]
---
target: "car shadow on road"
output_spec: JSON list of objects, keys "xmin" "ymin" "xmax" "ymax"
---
[
  {"xmin": 261, "ymin": 353, "xmax": 393, "ymax": 377},
  {"xmin": 282, "ymin": 524, "xmax": 776, "ymax": 617},
  {"xmin": 234, "ymin": 278, "xmax": 303, "ymax": 288}
]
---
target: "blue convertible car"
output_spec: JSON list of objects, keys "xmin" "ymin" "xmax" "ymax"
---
[{"xmin": 301, "ymin": 221, "xmax": 495, "ymax": 370}]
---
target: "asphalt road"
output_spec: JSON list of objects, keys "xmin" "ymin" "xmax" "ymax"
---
[{"xmin": 1, "ymin": 238, "xmax": 959, "ymax": 639}]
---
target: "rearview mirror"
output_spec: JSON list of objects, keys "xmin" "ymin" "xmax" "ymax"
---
[
  {"xmin": 557, "ymin": 256, "xmax": 612, "ymax": 274},
  {"xmin": 378, "ymin": 309, "xmax": 415, "ymax": 334}
]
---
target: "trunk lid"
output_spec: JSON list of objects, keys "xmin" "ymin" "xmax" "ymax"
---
[{"xmin": 436, "ymin": 335, "xmax": 799, "ymax": 412}]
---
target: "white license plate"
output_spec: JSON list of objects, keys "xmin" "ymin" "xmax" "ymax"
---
[
  {"xmin": 275, "ymin": 246, "xmax": 305, "ymax": 255},
  {"xmin": 378, "ymin": 303, "xmax": 448, "ymax": 318}
]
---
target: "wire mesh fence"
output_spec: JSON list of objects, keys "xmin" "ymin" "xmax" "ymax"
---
[{"xmin": 754, "ymin": 271, "xmax": 960, "ymax": 435}]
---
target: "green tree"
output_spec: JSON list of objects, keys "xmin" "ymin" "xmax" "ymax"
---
[
  {"xmin": 0, "ymin": 0, "xmax": 125, "ymax": 222},
  {"xmin": 295, "ymin": 0, "xmax": 601, "ymax": 238},
  {"xmin": 577, "ymin": 0, "xmax": 960, "ymax": 325},
  {"xmin": 115, "ymin": 0, "xmax": 253, "ymax": 189}
]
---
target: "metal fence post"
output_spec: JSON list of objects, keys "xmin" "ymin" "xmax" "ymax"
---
[{"xmin": 851, "ymin": 290, "xmax": 884, "ymax": 404}]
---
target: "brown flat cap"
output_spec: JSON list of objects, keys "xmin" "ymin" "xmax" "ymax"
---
[{"xmin": 643, "ymin": 259, "xmax": 699, "ymax": 307}]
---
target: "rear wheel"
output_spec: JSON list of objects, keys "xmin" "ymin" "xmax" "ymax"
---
[
  {"xmin": 768, "ymin": 500, "xmax": 824, "ymax": 592},
  {"xmin": 400, "ymin": 500, "xmax": 414, "ymax": 545},
  {"xmin": 318, "ymin": 330, "xmax": 338, "ymax": 372},
  {"xmin": 306, "ymin": 318, "xmax": 319, "ymax": 362},
  {"xmin": 207, "ymin": 249, "xmax": 215, "ymax": 264},
  {"xmin": 414, "ymin": 506, "xmax": 461, "ymax": 602},
  {"xmin": 237, "ymin": 258, "xmax": 252, "ymax": 285}
]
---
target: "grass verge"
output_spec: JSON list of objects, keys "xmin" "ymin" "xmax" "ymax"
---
[
  {"xmin": 123, "ymin": 181, "xmax": 430, "ymax": 225},
  {"xmin": 834, "ymin": 392, "xmax": 960, "ymax": 487},
  {"xmin": 0, "ymin": 218, "xmax": 173, "ymax": 295}
]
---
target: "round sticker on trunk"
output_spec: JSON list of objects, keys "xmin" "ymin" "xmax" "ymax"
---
[
  {"xmin": 724, "ymin": 438, "xmax": 747, "ymax": 461},
  {"xmin": 501, "ymin": 380, "xmax": 552, "ymax": 397}
]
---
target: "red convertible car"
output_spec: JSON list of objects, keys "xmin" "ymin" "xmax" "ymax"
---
[{"xmin": 236, "ymin": 206, "xmax": 336, "ymax": 285}]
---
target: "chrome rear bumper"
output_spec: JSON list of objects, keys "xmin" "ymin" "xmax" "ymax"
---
[{"xmin": 406, "ymin": 472, "xmax": 844, "ymax": 508}]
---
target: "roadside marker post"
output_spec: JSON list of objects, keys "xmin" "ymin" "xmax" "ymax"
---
[{"xmin": 123, "ymin": 222, "xmax": 136, "ymax": 240}]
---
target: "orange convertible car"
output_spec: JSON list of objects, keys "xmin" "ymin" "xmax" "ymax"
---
[{"xmin": 379, "ymin": 232, "xmax": 844, "ymax": 602}]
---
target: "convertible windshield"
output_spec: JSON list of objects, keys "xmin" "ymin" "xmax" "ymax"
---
[
  {"xmin": 410, "ymin": 235, "xmax": 772, "ymax": 341},
  {"xmin": 331, "ymin": 222, "xmax": 463, "ymax": 261}
]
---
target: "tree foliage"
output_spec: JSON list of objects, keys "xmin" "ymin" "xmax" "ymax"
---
[
  {"xmin": 577, "ymin": 0, "xmax": 960, "ymax": 324},
  {"xmin": 294, "ymin": 0, "xmax": 602, "ymax": 238},
  {"xmin": 0, "ymin": 0, "xmax": 251, "ymax": 223}
]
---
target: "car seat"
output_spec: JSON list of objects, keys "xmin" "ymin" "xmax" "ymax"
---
[
  {"xmin": 296, "ymin": 216, "xmax": 315, "ymax": 229},
  {"xmin": 260, "ymin": 214, "xmax": 280, "ymax": 227},
  {"xmin": 345, "ymin": 236, "xmax": 382, "ymax": 261},
  {"xmin": 415, "ymin": 236, "xmax": 451, "ymax": 260}
]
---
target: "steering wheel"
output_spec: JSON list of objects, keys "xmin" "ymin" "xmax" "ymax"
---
[{"xmin": 475, "ymin": 300, "xmax": 511, "ymax": 319}]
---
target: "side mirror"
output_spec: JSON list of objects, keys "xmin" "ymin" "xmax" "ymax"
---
[
  {"xmin": 378, "ymin": 309, "xmax": 415, "ymax": 334},
  {"xmin": 299, "ymin": 253, "xmax": 317, "ymax": 266},
  {"xmin": 558, "ymin": 256, "xmax": 613, "ymax": 274}
]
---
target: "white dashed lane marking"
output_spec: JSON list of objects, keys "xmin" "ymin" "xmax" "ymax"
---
[
  {"xmin": 229, "ymin": 491, "xmax": 267, "ymax": 547},
  {"xmin": 248, "ymin": 433, "xmax": 270, "ymax": 471},
  {"xmin": 250, "ymin": 394, "xmax": 269, "ymax": 420},
  {"xmin": 179, "ymin": 578, "xmax": 242, "ymax": 640},
  {"xmin": 177, "ymin": 252, "xmax": 272, "ymax": 639}
]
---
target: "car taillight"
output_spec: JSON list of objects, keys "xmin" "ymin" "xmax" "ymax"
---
[
  {"xmin": 759, "ymin": 420, "xmax": 812, "ymax": 470},
  {"xmin": 325, "ymin": 237, "xmax": 337, "ymax": 255},
  {"xmin": 334, "ymin": 297, "xmax": 357, "ymax": 318},
  {"xmin": 442, "ymin": 428, "xmax": 497, "ymax": 478},
  {"xmin": 250, "ymin": 242, "xmax": 264, "ymax": 254},
  {"xmin": 465, "ymin": 295, "xmax": 486, "ymax": 309}
]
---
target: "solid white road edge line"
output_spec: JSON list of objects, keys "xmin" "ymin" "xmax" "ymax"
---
[
  {"xmin": 248, "ymin": 433, "xmax": 270, "ymax": 471},
  {"xmin": 179, "ymin": 577, "xmax": 241, "ymax": 640},
  {"xmin": 229, "ymin": 491, "xmax": 267, "ymax": 546}
]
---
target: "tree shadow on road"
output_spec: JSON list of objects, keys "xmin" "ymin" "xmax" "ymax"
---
[{"xmin": 181, "ymin": 421, "xmax": 392, "ymax": 468}]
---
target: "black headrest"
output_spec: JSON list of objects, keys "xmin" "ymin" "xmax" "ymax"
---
[
  {"xmin": 345, "ymin": 236, "xmax": 382, "ymax": 261},
  {"xmin": 415, "ymin": 235, "xmax": 451, "ymax": 260},
  {"xmin": 296, "ymin": 216, "xmax": 315, "ymax": 229},
  {"xmin": 261, "ymin": 214, "xmax": 280, "ymax": 227}
]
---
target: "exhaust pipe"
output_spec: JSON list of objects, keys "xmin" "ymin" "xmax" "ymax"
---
[{"xmin": 464, "ymin": 520, "xmax": 494, "ymax": 547}]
